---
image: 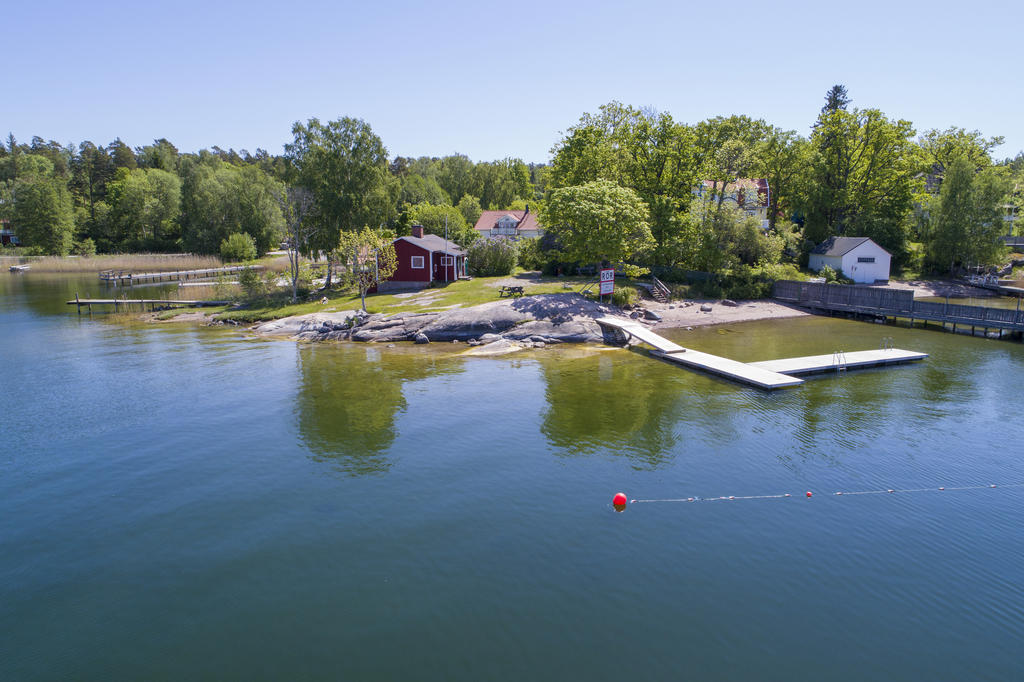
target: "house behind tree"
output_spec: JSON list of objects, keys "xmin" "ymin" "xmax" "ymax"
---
[
  {"xmin": 697, "ymin": 179, "xmax": 771, "ymax": 230},
  {"xmin": 472, "ymin": 205, "xmax": 543, "ymax": 239}
]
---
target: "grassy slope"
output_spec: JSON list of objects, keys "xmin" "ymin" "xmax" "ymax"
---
[{"xmin": 214, "ymin": 273, "xmax": 613, "ymax": 324}]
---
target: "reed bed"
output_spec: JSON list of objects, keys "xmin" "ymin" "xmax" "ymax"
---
[{"xmin": 21, "ymin": 253, "xmax": 224, "ymax": 273}]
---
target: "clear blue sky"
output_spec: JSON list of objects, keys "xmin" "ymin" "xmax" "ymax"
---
[{"xmin": 8, "ymin": 0, "xmax": 1023, "ymax": 163}]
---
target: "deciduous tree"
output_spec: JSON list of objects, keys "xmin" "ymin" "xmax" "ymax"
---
[{"xmin": 540, "ymin": 180, "xmax": 653, "ymax": 265}]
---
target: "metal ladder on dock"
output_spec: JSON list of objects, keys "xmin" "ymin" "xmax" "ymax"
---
[
  {"xmin": 879, "ymin": 336, "xmax": 894, "ymax": 351},
  {"xmin": 832, "ymin": 350, "xmax": 848, "ymax": 374}
]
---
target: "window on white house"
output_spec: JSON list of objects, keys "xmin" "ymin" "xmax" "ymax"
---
[
  {"xmin": 440, "ymin": 256, "xmax": 454, "ymax": 265},
  {"xmin": 857, "ymin": 257, "xmax": 875, "ymax": 263},
  {"xmin": 411, "ymin": 256, "xmax": 424, "ymax": 269}
]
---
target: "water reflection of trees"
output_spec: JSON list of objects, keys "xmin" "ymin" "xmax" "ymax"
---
[
  {"xmin": 538, "ymin": 351, "xmax": 693, "ymax": 468},
  {"xmin": 295, "ymin": 345, "xmax": 463, "ymax": 475}
]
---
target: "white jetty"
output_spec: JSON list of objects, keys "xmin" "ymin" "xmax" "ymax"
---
[{"xmin": 595, "ymin": 317, "xmax": 927, "ymax": 390}]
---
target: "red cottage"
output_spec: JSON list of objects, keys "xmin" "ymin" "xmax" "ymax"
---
[{"xmin": 379, "ymin": 225, "xmax": 468, "ymax": 291}]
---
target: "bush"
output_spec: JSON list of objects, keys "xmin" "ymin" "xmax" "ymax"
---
[
  {"xmin": 239, "ymin": 266, "xmax": 275, "ymax": 300},
  {"xmin": 818, "ymin": 265, "xmax": 839, "ymax": 283},
  {"xmin": 220, "ymin": 233, "xmax": 257, "ymax": 262},
  {"xmin": 611, "ymin": 286, "xmax": 639, "ymax": 307},
  {"xmin": 72, "ymin": 238, "xmax": 96, "ymax": 257},
  {"xmin": 516, "ymin": 237, "xmax": 545, "ymax": 271},
  {"xmin": 467, "ymin": 237, "xmax": 517, "ymax": 277}
]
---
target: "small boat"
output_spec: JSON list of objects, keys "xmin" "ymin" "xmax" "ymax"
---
[{"xmin": 9, "ymin": 264, "xmax": 30, "ymax": 272}]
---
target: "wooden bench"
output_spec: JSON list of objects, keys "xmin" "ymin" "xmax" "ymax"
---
[{"xmin": 498, "ymin": 285, "xmax": 524, "ymax": 298}]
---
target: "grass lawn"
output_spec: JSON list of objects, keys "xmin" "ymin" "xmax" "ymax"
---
[{"xmin": 213, "ymin": 271, "xmax": 619, "ymax": 324}]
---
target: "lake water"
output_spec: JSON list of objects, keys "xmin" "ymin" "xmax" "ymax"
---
[{"xmin": 3, "ymin": 272, "xmax": 1024, "ymax": 680}]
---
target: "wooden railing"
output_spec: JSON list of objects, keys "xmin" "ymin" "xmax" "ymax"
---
[{"xmin": 773, "ymin": 281, "xmax": 1024, "ymax": 331}]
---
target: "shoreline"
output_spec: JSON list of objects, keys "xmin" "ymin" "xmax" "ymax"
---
[
  {"xmin": 146, "ymin": 277, "xmax": 1005, "ymax": 352},
  {"xmin": 243, "ymin": 293, "xmax": 810, "ymax": 350}
]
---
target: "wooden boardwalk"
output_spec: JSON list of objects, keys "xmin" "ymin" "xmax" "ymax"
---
[
  {"xmin": 99, "ymin": 265, "xmax": 260, "ymax": 285},
  {"xmin": 774, "ymin": 281, "xmax": 1024, "ymax": 335},
  {"xmin": 594, "ymin": 316, "xmax": 926, "ymax": 390}
]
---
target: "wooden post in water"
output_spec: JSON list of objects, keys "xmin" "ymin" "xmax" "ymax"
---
[{"xmin": 75, "ymin": 292, "xmax": 80, "ymax": 315}]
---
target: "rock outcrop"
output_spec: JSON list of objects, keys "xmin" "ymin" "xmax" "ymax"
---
[{"xmin": 253, "ymin": 294, "xmax": 613, "ymax": 345}]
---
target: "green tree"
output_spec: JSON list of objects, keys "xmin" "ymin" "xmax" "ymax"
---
[
  {"xmin": 456, "ymin": 194, "xmax": 482, "ymax": 227},
  {"xmin": 540, "ymin": 180, "xmax": 653, "ymax": 265},
  {"xmin": 920, "ymin": 127, "xmax": 1003, "ymax": 180},
  {"xmin": 104, "ymin": 167, "xmax": 181, "ymax": 249},
  {"xmin": 285, "ymin": 117, "xmax": 391, "ymax": 258},
  {"xmin": 336, "ymin": 227, "xmax": 398, "ymax": 311},
  {"xmin": 804, "ymin": 104, "xmax": 922, "ymax": 264},
  {"xmin": 179, "ymin": 157, "xmax": 284, "ymax": 256},
  {"xmin": 14, "ymin": 176, "xmax": 74, "ymax": 255},
  {"xmin": 925, "ymin": 155, "xmax": 1010, "ymax": 272},
  {"xmin": 754, "ymin": 128, "xmax": 810, "ymax": 232},
  {"xmin": 407, "ymin": 202, "xmax": 475, "ymax": 245},
  {"xmin": 399, "ymin": 173, "xmax": 449, "ymax": 206},
  {"xmin": 437, "ymin": 154, "xmax": 478, "ymax": 204}
]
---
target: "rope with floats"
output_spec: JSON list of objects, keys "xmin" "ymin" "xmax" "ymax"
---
[{"xmin": 612, "ymin": 483, "xmax": 1024, "ymax": 510}]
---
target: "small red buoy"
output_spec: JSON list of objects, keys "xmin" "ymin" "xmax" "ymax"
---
[
  {"xmin": 613, "ymin": 492, "xmax": 628, "ymax": 508},
  {"xmin": 806, "ymin": 491, "xmax": 813, "ymax": 498},
  {"xmin": 939, "ymin": 487, "xmax": 945, "ymax": 491}
]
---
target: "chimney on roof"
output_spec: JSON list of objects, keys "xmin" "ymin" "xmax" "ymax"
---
[{"xmin": 411, "ymin": 224, "xmax": 424, "ymax": 238}]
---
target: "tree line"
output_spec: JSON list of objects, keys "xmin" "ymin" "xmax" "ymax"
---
[
  {"xmin": 0, "ymin": 129, "xmax": 540, "ymax": 259},
  {"xmin": 541, "ymin": 87, "xmax": 1024, "ymax": 282},
  {"xmin": 4, "ymin": 86, "xmax": 1023, "ymax": 286}
]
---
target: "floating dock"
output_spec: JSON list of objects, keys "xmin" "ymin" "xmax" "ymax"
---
[
  {"xmin": 749, "ymin": 349, "xmax": 928, "ymax": 376},
  {"xmin": 595, "ymin": 317, "xmax": 927, "ymax": 390},
  {"xmin": 652, "ymin": 348, "xmax": 803, "ymax": 389}
]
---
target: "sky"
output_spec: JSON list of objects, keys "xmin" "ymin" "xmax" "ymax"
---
[{"xmin": 7, "ymin": 0, "xmax": 1023, "ymax": 164}]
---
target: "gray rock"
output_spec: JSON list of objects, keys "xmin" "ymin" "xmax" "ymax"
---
[
  {"xmin": 533, "ymin": 341, "xmax": 545, "ymax": 349},
  {"xmin": 387, "ymin": 344, "xmax": 396, "ymax": 348},
  {"xmin": 722, "ymin": 299, "xmax": 738, "ymax": 307},
  {"xmin": 643, "ymin": 309, "xmax": 662, "ymax": 321},
  {"xmin": 414, "ymin": 332, "xmax": 430, "ymax": 344},
  {"xmin": 478, "ymin": 333, "xmax": 502, "ymax": 342},
  {"xmin": 629, "ymin": 311, "xmax": 641, "ymax": 319},
  {"xmin": 700, "ymin": 304, "xmax": 713, "ymax": 312}
]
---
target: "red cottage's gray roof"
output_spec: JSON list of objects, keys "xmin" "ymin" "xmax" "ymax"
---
[{"xmin": 397, "ymin": 234, "xmax": 465, "ymax": 256}]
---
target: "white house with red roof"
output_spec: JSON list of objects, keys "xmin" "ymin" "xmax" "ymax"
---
[{"xmin": 472, "ymin": 205, "xmax": 543, "ymax": 239}]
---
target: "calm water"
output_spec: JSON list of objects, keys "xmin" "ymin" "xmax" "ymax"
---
[{"xmin": 3, "ymin": 272, "xmax": 1024, "ymax": 681}]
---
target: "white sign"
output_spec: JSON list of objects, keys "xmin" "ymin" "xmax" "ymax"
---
[{"xmin": 599, "ymin": 268, "xmax": 614, "ymax": 295}]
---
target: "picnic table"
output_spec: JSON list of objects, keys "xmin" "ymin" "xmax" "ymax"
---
[{"xmin": 498, "ymin": 285, "xmax": 524, "ymax": 298}]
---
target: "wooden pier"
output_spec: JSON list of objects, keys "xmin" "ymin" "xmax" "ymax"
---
[
  {"xmin": 594, "ymin": 317, "xmax": 926, "ymax": 390},
  {"xmin": 774, "ymin": 281, "xmax": 1024, "ymax": 337},
  {"xmin": 68, "ymin": 295, "xmax": 229, "ymax": 313},
  {"xmin": 99, "ymin": 265, "xmax": 260, "ymax": 286}
]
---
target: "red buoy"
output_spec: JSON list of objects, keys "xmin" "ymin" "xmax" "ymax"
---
[
  {"xmin": 613, "ymin": 492, "xmax": 628, "ymax": 508},
  {"xmin": 806, "ymin": 491, "xmax": 813, "ymax": 498}
]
